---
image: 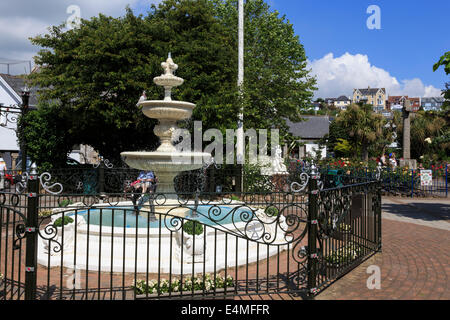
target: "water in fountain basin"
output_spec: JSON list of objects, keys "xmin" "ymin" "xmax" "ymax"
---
[{"xmin": 69, "ymin": 205, "xmax": 254, "ymax": 229}]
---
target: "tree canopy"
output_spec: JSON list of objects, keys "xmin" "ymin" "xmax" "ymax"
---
[
  {"xmin": 327, "ymin": 104, "xmax": 386, "ymax": 161},
  {"xmin": 22, "ymin": 0, "xmax": 316, "ymax": 168}
]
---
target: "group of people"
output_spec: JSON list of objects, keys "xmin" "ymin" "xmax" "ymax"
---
[
  {"xmin": 129, "ymin": 170, "xmax": 157, "ymax": 195},
  {"xmin": 377, "ymin": 152, "xmax": 397, "ymax": 169}
]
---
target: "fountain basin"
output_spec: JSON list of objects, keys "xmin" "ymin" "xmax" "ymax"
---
[
  {"xmin": 36, "ymin": 202, "xmax": 290, "ymax": 274},
  {"xmin": 139, "ymin": 100, "xmax": 196, "ymax": 120}
]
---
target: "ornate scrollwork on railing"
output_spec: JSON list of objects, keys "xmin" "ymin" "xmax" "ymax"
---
[
  {"xmin": 160, "ymin": 200, "xmax": 308, "ymax": 251},
  {"xmin": 290, "ymin": 172, "xmax": 310, "ymax": 193},
  {"xmin": 13, "ymin": 223, "xmax": 26, "ymax": 250},
  {"xmin": 39, "ymin": 172, "xmax": 64, "ymax": 195},
  {"xmin": 317, "ymin": 186, "xmax": 352, "ymax": 239},
  {"xmin": 38, "ymin": 220, "xmax": 62, "ymax": 254}
]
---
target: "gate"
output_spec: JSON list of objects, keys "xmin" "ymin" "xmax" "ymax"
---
[{"xmin": 0, "ymin": 166, "xmax": 381, "ymax": 300}]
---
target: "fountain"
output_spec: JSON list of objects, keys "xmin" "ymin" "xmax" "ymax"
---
[{"xmin": 121, "ymin": 54, "xmax": 211, "ymax": 216}]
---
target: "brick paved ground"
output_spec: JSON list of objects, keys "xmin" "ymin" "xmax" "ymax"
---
[{"xmin": 316, "ymin": 197, "xmax": 449, "ymax": 300}]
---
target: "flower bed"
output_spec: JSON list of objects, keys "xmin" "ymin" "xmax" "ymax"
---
[
  {"xmin": 133, "ymin": 273, "xmax": 234, "ymax": 297},
  {"xmin": 324, "ymin": 241, "xmax": 362, "ymax": 268}
]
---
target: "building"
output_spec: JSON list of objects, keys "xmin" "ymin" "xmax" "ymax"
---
[
  {"xmin": 386, "ymin": 96, "xmax": 420, "ymax": 112},
  {"xmin": 353, "ymin": 87, "xmax": 386, "ymax": 111},
  {"xmin": 334, "ymin": 95, "xmax": 352, "ymax": 110},
  {"xmin": 409, "ymin": 97, "xmax": 420, "ymax": 112},
  {"xmin": 285, "ymin": 116, "xmax": 330, "ymax": 160},
  {"xmin": 421, "ymin": 97, "xmax": 444, "ymax": 111},
  {"xmin": 0, "ymin": 73, "xmax": 98, "ymax": 169},
  {"xmin": 324, "ymin": 98, "xmax": 336, "ymax": 106},
  {"xmin": 0, "ymin": 73, "xmax": 38, "ymax": 169}
]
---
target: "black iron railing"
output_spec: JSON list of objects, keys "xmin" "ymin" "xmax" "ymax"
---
[{"xmin": 0, "ymin": 167, "xmax": 381, "ymax": 300}]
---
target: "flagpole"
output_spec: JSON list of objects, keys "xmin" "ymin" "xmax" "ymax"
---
[{"xmin": 236, "ymin": 0, "xmax": 244, "ymax": 190}]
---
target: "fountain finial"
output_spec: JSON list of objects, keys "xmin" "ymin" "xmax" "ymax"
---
[
  {"xmin": 161, "ymin": 55, "xmax": 178, "ymax": 76},
  {"xmin": 153, "ymin": 55, "xmax": 184, "ymax": 102}
]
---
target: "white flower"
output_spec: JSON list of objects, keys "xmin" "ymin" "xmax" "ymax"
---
[{"xmin": 425, "ymin": 137, "xmax": 432, "ymax": 144}]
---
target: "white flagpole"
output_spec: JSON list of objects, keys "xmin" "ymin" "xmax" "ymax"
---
[{"xmin": 236, "ymin": 0, "xmax": 244, "ymax": 165}]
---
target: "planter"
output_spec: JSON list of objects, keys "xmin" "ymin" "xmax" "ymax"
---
[
  {"xmin": 135, "ymin": 287, "xmax": 235, "ymax": 300},
  {"xmin": 177, "ymin": 231, "xmax": 206, "ymax": 263}
]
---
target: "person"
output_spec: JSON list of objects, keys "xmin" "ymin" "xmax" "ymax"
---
[
  {"xmin": 134, "ymin": 171, "xmax": 156, "ymax": 194},
  {"xmin": 389, "ymin": 153, "xmax": 397, "ymax": 169},
  {"xmin": 380, "ymin": 154, "xmax": 386, "ymax": 166},
  {"xmin": 0, "ymin": 158, "xmax": 5, "ymax": 190}
]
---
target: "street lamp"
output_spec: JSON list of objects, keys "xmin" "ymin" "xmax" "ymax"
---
[{"xmin": 20, "ymin": 85, "xmax": 30, "ymax": 173}]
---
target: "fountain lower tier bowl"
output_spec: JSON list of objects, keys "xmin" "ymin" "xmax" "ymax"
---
[
  {"xmin": 121, "ymin": 151, "xmax": 211, "ymax": 172},
  {"xmin": 138, "ymin": 100, "xmax": 196, "ymax": 120}
]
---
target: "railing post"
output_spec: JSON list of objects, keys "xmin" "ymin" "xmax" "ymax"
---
[
  {"xmin": 307, "ymin": 169, "xmax": 319, "ymax": 297},
  {"xmin": 376, "ymin": 183, "xmax": 382, "ymax": 251},
  {"xmin": 445, "ymin": 164, "xmax": 448, "ymax": 197},
  {"xmin": 99, "ymin": 162, "xmax": 105, "ymax": 194},
  {"xmin": 235, "ymin": 164, "xmax": 243, "ymax": 194},
  {"xmin": 25, "ymin": 168, "xmax": 39, "ymax": 300}
]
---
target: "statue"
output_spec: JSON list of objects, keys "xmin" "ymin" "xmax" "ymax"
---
[{"xmin": 259, "ymin": 145, "xmax": 288, "ymax": 175}]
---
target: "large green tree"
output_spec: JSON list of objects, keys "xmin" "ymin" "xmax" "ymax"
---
[{"xmin": 23, "ymin": 0, "xmax": 316, "ymax": 168}]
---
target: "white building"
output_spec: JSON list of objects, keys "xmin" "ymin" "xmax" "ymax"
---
[{"xmin": 0, "ymin": 73, "xmax": 36, "ymax": 168}]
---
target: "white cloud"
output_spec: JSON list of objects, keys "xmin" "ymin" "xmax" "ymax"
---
[
  {"xmin": 308, "ymin": 52, "xmax": 442, "ymax": 98},
  {"xmin": 0, "ymin": 0, "xmax": 160, "ymax": 74}
]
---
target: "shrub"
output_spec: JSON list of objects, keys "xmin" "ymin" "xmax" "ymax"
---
[
  {"xmin": 53, "ymin": 216, "xmax": 74, "ymax": 228},
  {"xmin": 182, "ymin": 220, "xmax": 204, "ymax": 236},
  {"xmin": 38, "ymin": 209, "xmax": 53, "ymax": 217},
  {"xmin": 58, "ymin": 199, "xmax": 73, "ymax": 208}
]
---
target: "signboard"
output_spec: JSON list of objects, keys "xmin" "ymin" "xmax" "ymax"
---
[{"xmin": 420, "ymin": 170, "xmax": 433, "ymax": 187}]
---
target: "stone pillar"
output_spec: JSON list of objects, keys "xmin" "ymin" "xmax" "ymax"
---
[
  {"xmin": 399, "ymin": 100, "xmax": 417, "ymax": 169},
  {"xmin": 402, "ymin": 100, "xmax": 411, "ymax": 160},
  {"xmin": 11, "ymin": 153, "xmax": 19, "ymax": 170}
]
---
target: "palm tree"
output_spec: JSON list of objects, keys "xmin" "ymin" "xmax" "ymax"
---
[{"xmin": 335, "ymin": 104, "xmax": 385, "ymax": 161}]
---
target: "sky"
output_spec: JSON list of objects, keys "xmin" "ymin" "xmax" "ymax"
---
[{"xmin": 0, "ymin": 0, "xmax": 448, "ymax": 99}]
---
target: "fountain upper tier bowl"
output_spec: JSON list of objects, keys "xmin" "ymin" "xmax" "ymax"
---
[
  {"xmin": 139, "ymin": 100, "xmax": 196, "ymax": 121},
  {"xmin": 121, "ymin": 151, "xmax": 211, "ymax": 172}
]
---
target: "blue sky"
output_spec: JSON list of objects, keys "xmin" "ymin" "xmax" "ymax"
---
[{"xmin": 266, "ymin": 0, "xmax": 449, "ymax": 93}]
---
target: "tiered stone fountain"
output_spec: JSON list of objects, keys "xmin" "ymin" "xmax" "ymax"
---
[{"xmin": 121, "ymin": 55, "xmax": 211, "ymax": 216}]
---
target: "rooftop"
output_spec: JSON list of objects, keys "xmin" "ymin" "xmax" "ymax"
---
[
  {"xmin": 355, "ymin": 87, "xmax": 385, "ymax": 96},
  {"xmin": 0, "ymin": 73, "xmax": 38, "ymax": 106},
  {"xmin": 286, "ymin": 116, "xmax": 330, "ymax": 140}
]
